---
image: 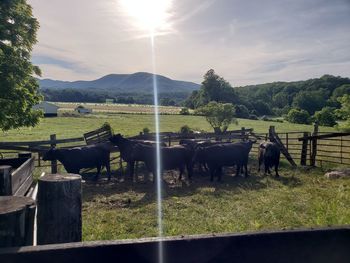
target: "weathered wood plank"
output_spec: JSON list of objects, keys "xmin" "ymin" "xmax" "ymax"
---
[
  {"xmin": 11, "ymin": 157, "xmax": 34, "ymax": 196},
  {"xmin": 0, "ymin": 227, "xmax": 349, "ymax": 263}
]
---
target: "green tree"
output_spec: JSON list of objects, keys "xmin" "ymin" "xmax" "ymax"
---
[
  {"xmin": 292, "ymin": 90, "xmax": 327, "ymax": 115},
  {"xmin": 336, "ymin": 94, "xmax": 350, "ymax": 131},
  {"xmin": 286, "ymin": 108, "xmax": 311, "ymax": 124},
  {"xmin": 234, "ymin": 104, "xmax": 250, "ymax": 119},
  {"xmin": 313, "ymin": 107, "xmax": 337, "ymax": 127},
  {"xmin": 0, "ymin": 0, "xmax": 42, "ymax": 131},
  {"xmin": 185, "ymin": 69, "xmax": 238, "ymax": 108},
  {"xmin": 195, "ymin": 101, "xmax": 237, "ymax": 133}
]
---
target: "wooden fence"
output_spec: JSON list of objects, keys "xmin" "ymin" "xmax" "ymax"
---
[{"xmin": 1, "ymin": 126, "xmax": 349, "ymax": 170}]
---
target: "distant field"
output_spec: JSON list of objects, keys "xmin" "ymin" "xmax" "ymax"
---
[
  {"xmin": 0, "ymin": 111, "xmax": 335, "ymax": 142},
  {"xmin": 56, "ymin": 102, "xmax": 183, "ymax": 115}
]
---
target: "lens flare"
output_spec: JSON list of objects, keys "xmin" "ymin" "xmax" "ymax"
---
[{"xmin": 119, "ymin": 0, "xmax": 173, "ymax": 35}]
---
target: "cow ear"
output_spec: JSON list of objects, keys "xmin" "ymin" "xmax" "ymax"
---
[{"xmin": 260, "ymin": 144, "xmax": 266, "ymax": 149}]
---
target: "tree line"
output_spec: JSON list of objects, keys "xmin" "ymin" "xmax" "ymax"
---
[{"xmin": 184, "ymin": 70, "xmax": 350, "ymax": 130}]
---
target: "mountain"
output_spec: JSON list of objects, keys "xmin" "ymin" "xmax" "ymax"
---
[{"xmin": 39, "ymin": 72, "xmax": 200, "ymax": 94}]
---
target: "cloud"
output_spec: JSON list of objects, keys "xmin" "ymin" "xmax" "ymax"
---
[{"xmin": 28, "ymin": 0, "xmax": 350, "ymax": 85}]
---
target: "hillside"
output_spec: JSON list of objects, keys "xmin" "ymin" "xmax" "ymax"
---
[{"xmin": 39, "ymin": 72, "xmax": 200, "ymax": 94}]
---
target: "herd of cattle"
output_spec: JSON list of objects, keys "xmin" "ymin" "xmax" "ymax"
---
[{"xmin": 42, "ymin": 134, "xmax": 281, "ymax": 182}]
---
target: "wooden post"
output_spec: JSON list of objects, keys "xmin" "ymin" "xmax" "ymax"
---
[
  {"xmin": 168, "ymin": 135, "xmax": 171, "ymax": 146},
  {"xmin": 37, "ymin": 174, "xmax": 82, "ymax": 245},
  {"xmin": 50, "ymin": 134, "xmax": 57, "ymax": 174},
  {"xmin": 286, "ymin": 133, "xmax": 289, "ymax": 152},
  {"xmin": 0, "ymin": 196, "xmax": 36, "ymax": 247},
  {"xmin": 340, "ymin": 136, "xmax": 343, "ymax": 164},
  {"xmin": 269, "ymin": 126, "xmax": 275, "ymax": 141},
  {"xmin": 0, "ymin": 166, "xmax": 12, "ymax": 196},
  {"xmin": 300, "ymin": 132, "xmax": 309, "ymax": 166},
  {"xmin": 241, "ymin": 127, "xmax": 246, "ymax": 141},
  {"xmin": 311, "ymin": 122, "xmax": 319, "ymax": 166}
]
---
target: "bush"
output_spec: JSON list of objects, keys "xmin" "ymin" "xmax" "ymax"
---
[
  {"xmin": 179, "ymin": 107, "xmax": 190, "ymax": 115},
  {"xmin": 180, "ymin": 125, "xmax": 193, "ymax": 134},
  {"xmin": 313, "ymin": 107, "xmax": 337, "ymax": 127},
  {"xmin": 143, "ymin": 127, "xmax": 150, "ymax": 134},
  {"xmin": 234, "ymin": 104, "xmax": 250, "ymax": 119},
  {"xmin": 101, "ymin": 122, "xmax": 114, "ymax": 134},
  {"xmin": 248, "ymin": 114, "xmax": 258, "ymax": 120},
  {"xmin": 286, "ymin": 108, "xmax": 311, "ymax": 124}
]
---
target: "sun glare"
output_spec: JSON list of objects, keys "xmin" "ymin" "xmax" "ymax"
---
[{"xmin": 119, "ymin": 0, "xmax": 173, "ymax": 35}]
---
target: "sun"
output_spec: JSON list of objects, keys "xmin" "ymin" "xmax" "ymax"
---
[{"xmin": 119, "ymin": 0, "xmax": 173, "ymax": 35}]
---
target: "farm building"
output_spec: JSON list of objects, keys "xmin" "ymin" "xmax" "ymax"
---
[
  {"xmin": 32, "ymin": 101, "xmax": 59, "ymax": 117},
  {"xmin": 75, "ymin": 105, "xmax": 92, "ymax": 114}
]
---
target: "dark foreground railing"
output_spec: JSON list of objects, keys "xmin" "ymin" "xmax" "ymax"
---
[{"xmin": 0, "ymin": 227, "xmax": 349, "ymax": 263}]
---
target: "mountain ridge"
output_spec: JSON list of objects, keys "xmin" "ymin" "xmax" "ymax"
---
[{"xmin": 39, "ymin": 72, "xmax": 200, "ymax": 94}]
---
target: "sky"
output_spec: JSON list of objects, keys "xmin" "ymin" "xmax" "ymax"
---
[{"xmin": 28, "ymin": 0, "xmax": 350, "ymax": 86}]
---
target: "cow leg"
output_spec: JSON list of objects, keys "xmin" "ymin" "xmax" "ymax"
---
[
  {"xmin": 128, "ymin": 162, "xmax": 135, "ymax": 181},
  {"xmin": 94, "ymin": 165, "xmax": 101, "ymax": 181},
  {"xmin": 235, "ymin": 164, "xmax": 241, "ymax": 177},
  {"xmin": 187, "ymin": 163, "xmax": 193, "ymax": 182},
  {"xmin": 209, "ymin": 167, "xmax": 215, "ymax": 182},
  {"xmin": 275, "ymin": 164, "xmax": 280, "ymax": 177},
  {"xmin": 106, "ymin": 162, "xmax": 111, "ymax": 181},
  {"xmin": 217, "ymin": 167, "xmax": 223, "ymax": 181},
  {"xmin": 134, "ymin": 161, "xmax": 138, "ymax": 181},
  {"xmin": 178, "ymin": 166, "xmax": 184, "ymax": 181}
]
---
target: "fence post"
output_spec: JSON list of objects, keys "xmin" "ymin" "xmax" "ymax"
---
[
  {"xmin": 37, "ymin": 173, "xmax": 82, "ymax": 245},
  {"xmin": 0, "ymin": 165, "xmax": 12, "ymax": 196},
  {"xmin": 0, "ymin": 196, "xmax": 36, "ymax": 247},
  {"xmin": 241, "ymin": 127, "xmax": 245, "ymax": 141},
  {"xmin": 340, "ymin": 136, "xmax": 343, "ymax": 164},
  {"xmin": 300, "ymin": 132, "xmax": 309, "ymax": 166},
  {"xmin": 269, "ymin": 126, "xmax": 275, "ymax": 141},
  {"xmin": 286, "ymin": 133, "xmax": 289, "ymax": 152},
  {"xmin": 50, "ymin": 134, "xmax": 57, "ymax": 174},
  {"xmin": 310, "ymin": 122, "xmax": 319, "ymax": 166},
  {"xmin": 168, "ymin": 135, "xmax": 171, "ymax": 146}
]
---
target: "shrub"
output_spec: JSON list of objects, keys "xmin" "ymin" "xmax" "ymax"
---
[
  {"xmin": 234, "ymin": 104, "xmax": 250, "ymax": 119},
  {"xmin": 143, "ymin": 127, "xmax": 150, "ymax": 134},
  {"xmin": 248, "ymin": 114, "xmax": 258, "ymax": 120},
  {"xmin": 179, "ymin": 107, "xmax": 190, "ymax": 115},
  {"xmin": 286, "ymin": 108, "xmax": 311, "ymax": 124},
  {"xmin": 101, "ymin": 122, "xmax": 114, "ymax": 134},
  {"xmin": 195, "ymin": 102, "xmax": 237, "ymax": 134},
  {"xmin": 180, "ymin": 125, "xmax": 193, "ymax": 134},
  {"xmin": 313, "ymin": 107, "xmax": 337, "ymax": 127}
]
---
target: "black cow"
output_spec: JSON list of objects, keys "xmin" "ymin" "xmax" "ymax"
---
[
  {"xmin": 233, "ymin": 140, "xmax": 256, "ymax": 176},
  {"xmin": 109, "ymin": 134, "xmax": 166, "ymax": 180},
  {"xmin": 258, "ymin": 141, "xmax": 281, "ymax": 177},
  {"xmin": 193, "ymin": 143, "xmax": 246, "ymax": 181},
  {"xmin": 42, "ymin": 144, "xmax": 111, "ymax": 180},
  {"xmin": 131, "ymin": 144, "xmax": 193, "ymax": 181}
]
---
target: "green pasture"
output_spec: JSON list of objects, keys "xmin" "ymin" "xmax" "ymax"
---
[
  {"xmin": 1, "ymin": 112, "xmax": 348, "ymax": 242},
  {"xmin": 0, "ymin": 113, "xmax": 335, "ymax": 142}
]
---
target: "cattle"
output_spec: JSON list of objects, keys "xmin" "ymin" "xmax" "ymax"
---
[
  {"xmin": 109, "ymin": 134, "xmax": 166, "ymax": 180},
  {"xmin": 131, "ymin": 144, "xmax": 193, "ymax": 181},
  {"xmin": 193, "ymin": 143, "xmax": 246, "ymax": 181},
  {"xmin": 258, "ymin": 141, "xmax": 281, "ymax": 177},
  {"xmin": 42, "ymin": 144, "xmax": 111, "ymax": 180},
  {"xmin": 233, "ymin": 140, "xmax": 256, "ymax": 176}
]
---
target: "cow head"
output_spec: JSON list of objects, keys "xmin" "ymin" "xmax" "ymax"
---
[
  {"xmin": 42, "ymin": 147, "xmax": 57, "ymax": 161},
  {"xmin": 109, "ymin": 134, "xmax": 123, "ymax": 145}
]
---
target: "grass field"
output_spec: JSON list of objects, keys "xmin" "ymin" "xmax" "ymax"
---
[{"xmin": 1, "ymin": 109, "xmax": 348, "ymax": 242}]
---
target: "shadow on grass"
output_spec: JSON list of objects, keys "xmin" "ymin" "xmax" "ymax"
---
[{"xmin": 80, "ymin": 163, "xmax": 303, "ymax": 209}]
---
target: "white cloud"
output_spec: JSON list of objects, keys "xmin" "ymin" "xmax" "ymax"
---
[{"xmin": 28, "ymin": 0, "xmax": 350, "ymax": 85}]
